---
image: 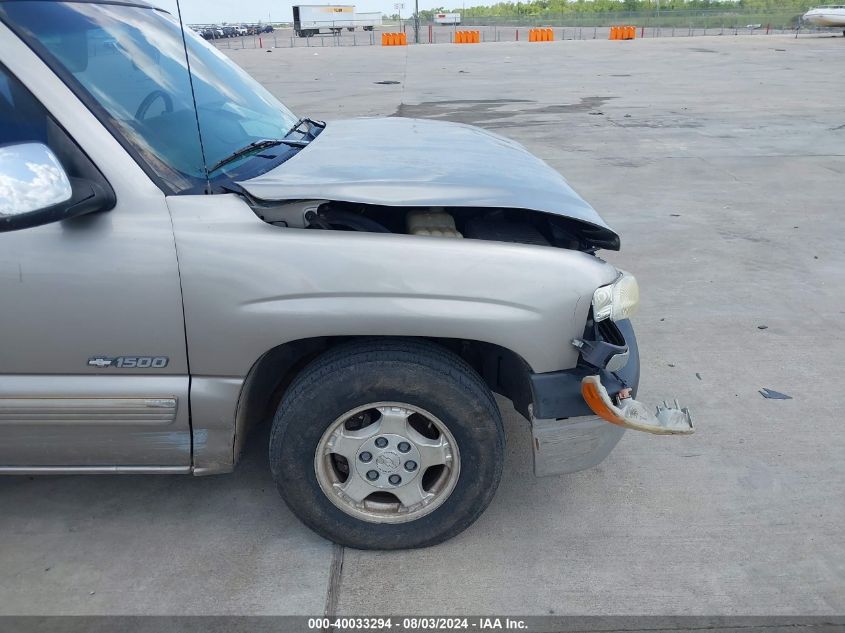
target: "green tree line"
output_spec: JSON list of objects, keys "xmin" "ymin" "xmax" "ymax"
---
[{"xmin": 416, "ymin": 0, "xmax": 816, "ymax": 21}]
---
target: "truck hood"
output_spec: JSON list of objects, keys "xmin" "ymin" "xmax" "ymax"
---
[{"xmin": 238, "ymin": 117, "xmax": 620, "ymax": 250}]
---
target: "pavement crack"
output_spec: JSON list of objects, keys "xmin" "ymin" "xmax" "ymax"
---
[
  {"xmin": 699, "ymin": 155, "xmax": 741, "ymax": 182},
  {"xmin": 398, "ymin": 44, "xmax": 410, "ymax": 115},
  {"xmin": 323, "ymin": 542, "xmax": 345, "ymax": 626}
]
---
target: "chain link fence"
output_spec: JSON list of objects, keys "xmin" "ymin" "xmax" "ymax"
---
[
  {"xmin": 211, "ymin": 9, "xmax": 837, "ymax": 50},
  {"xmin": 458, "ymin": 8, "xmax": 806, "ymax": 29}
]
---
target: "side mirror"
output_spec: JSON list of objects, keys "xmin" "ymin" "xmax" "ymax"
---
[{"xmin": 0, "ymin": 142, "xmax": 114, "ymax": 232}]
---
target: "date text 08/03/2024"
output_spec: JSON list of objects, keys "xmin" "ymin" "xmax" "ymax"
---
[{"xmin": 307, "ymin": 617, "xmax": 528, "ymax": 630}]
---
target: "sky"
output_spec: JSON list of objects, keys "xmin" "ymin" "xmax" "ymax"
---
[{"xmin": 155, "ymin": 0, "xmax": 444, "ymax": 24}]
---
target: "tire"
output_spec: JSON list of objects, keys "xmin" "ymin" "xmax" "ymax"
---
[{"xmin": 269, "ymin": 339, "xmax": 504, "ymax": 549}]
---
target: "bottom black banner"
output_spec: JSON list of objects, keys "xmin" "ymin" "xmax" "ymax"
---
[{"xmin": 0, "ymin": 616, "xmax": 842, "ymax": 633}]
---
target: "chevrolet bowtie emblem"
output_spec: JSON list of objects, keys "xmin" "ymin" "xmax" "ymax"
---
[{"xmin": 87, "ymin": 357, "xmax": 114, "ymax": 368}]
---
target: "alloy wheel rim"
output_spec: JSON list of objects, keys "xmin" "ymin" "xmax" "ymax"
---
[{"xmin": 314, "ymin": 402, "xmax": 461, "ymax": 524}]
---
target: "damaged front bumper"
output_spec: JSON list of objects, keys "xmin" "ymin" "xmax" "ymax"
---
[
  {"xmin": 581, "ymin": 376, "xmax": 693, "ymax": 435},
  {"xmin": 529, "ymin": 319, "xmax": 692, "ymax": 477}
]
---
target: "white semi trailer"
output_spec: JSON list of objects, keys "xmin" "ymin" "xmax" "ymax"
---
[
  {"xmin": 293, "ymin": 4, "xmax": 356, "ymax": 36},
  {"xmin": 434, "ymin": 12, "xmax": 461, "ymax": 25},
  {"xmin": 354, "ymin": 11, "xmax": 382, "ymax": 31}
]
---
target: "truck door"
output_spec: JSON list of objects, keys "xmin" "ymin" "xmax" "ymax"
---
[{"xmin": 0, "ymin": 50, "xmax": 191, "ymax": 469}]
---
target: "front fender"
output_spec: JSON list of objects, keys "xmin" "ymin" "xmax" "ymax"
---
[{"xmin": 168, "ymin": 194, "xmax": 619, "ymax": 377}]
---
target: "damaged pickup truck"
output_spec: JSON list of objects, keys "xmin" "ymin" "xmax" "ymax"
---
[{"xmin": 0, "ymin": 0, "xmax": 692, "ymax": 549}]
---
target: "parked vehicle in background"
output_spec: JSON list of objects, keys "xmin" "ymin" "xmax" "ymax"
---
[
  {"xmin": 0, "ymin": 0, "xmax": 693, "ymax": 550},
  {"xmin": 355, "ymin": 11, "xmax": 382, "ymax": 31},
  {"xmin": 803, "ymin": 5, "xmax": 845, "ymax": 34},
  {"xmin": 293, "ymin": 4, "xmax": 356, "ymax": 36},
  {"xmin": 190, "ymin": 23, "xmax": 275, "ymax": 39},
  {"xmin": 434, "ymin": 12, "xmax": 461, "ymax": 25}
]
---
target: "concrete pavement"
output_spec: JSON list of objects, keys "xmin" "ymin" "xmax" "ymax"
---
[{"xmin": 1, "ymin": 35, "xmax": 843, "ymax": 616}]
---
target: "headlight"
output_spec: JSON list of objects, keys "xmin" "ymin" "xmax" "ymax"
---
[{"xmin": 592, "ymin": 271, "xmax": 639, "ymax": 322}]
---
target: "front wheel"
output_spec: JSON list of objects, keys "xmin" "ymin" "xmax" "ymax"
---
[{"xmin": 269, "ymin": 339, "xmax": 505, "ymax": 549}]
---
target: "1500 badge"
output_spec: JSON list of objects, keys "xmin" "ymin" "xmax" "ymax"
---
[{"xmin": 87, "ymin": 356, "xmax": 169, "ymax": 369}]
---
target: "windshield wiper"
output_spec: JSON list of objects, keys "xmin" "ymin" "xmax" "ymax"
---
[
  {"xmin": 284, "ymin": 117, "xmax": 326, "ymax": 140},
  {"xmin": 208, "ymin": 138, "xmax": 307, "ymax": 174}
]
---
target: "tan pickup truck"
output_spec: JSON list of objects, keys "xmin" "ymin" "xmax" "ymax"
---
[{"xmin": 0, "ymin": 0, "xmax": 691, "ymax": 549}]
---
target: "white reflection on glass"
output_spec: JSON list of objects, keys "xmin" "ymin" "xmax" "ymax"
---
[{"xmin": 0, "ymin": 143, "xmax": 72, "ymax": 217}]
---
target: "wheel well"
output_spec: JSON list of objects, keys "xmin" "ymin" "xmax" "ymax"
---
[{"xmin": 233, "ymin": 336, "xmax": 533, "ymax": 463}]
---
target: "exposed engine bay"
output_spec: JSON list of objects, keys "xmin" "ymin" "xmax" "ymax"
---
[{"xmin": 250, "ymin": 199, "xmax": 612, "ymax": 252}]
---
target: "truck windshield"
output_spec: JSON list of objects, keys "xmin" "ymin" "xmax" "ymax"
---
[{"xmin": 1, "ymin": 1, "xmax": 301, "ymax": 193}]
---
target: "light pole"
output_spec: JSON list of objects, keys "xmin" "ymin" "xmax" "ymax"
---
[
  {"xmin": 414, "ymin": 0, "xmax": 419, "ymax": 43},
  {"xmin": 394, "ymin": 2, "xmax": 404, "ymax": 33}
]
